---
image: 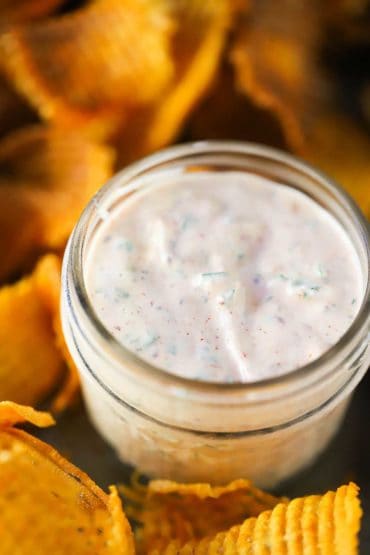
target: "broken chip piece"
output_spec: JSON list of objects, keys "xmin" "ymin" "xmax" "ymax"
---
[
  {"xmin": 0, "ymin": 400, "xmax": 55, "ymax": 427},
  {"xmin": 146, "ymin": 482, "xmax": 361, "ymax": 555},
  {"xmin": 0, "ymin": 0, "xmax": 174, "ymax": 138},
  {"xmin": 0, "ymin": 401, "xmax": 135, "ymax": 555}
]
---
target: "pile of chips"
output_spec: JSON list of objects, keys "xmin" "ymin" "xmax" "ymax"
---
[
  {"xmin": 0, "ymin": 1, "xmax": 368, "ymax": 551},
  {"xmin": 0, "ymin": 401, "xmax": 363, "ymax": 553}
]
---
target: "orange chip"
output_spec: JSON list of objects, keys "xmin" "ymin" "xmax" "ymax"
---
[
  {"xmin": 230, "ymin": 0, "xmax": 329, "ymax": 152},
  {"xmin": 304, "ymin": 114, "xmax": 370, "ymax": 217},
  {"xmin": 0, "ymin": 402, "xmax": 135, "ymax": 554},
  {"xmin": 34, "ymin": 254, "xmax": 81, "ymax": 412},
  {"xmin": 116, "ymin": 0, "xmax": 232, "ymax": 165},
  {"xmin": 128, "ymin": 478, "xmax": 285, "ymax": 552},
  {"xmin": 0, "ymin": 400, "xmax": 55, "ymax": 427},
  {"xmin": 0, "ymin": 260, "xmax": 64, "ymax": 406},
  {"xmin": 0, "ymin": 0, "xmax": 174, "ymax": 138},
  {"xmin": 0, "ymin": 125, "xmax": 113, "ymax": 281},
  {"xmin": 151, "ymin": 483, "xmax": 361, "ymax": 555},
  {"xmin": 0, "ymin": 0, "xmax": 64, "ymax": 25}
]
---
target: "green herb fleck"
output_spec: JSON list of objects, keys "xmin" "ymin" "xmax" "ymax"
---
[
  {"xmin": 168, "ymin": 344, "xmax": 177, "ymax": 356},
  {"xmin": 114, "ymin": 287, "xmax": 130, "ymax": 299},
  {"xmin": 201, "ymin": 272, "xmax": 227, "ymax": 278}
]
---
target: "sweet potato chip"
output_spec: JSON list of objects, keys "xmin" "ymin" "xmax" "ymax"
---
[
  {"xmin": 0, "ymin": 261, "xmax": 64, "ymax": 405},
  {"xmin": 230, "ymin": 0, "xmax": 329, "ymax": 152},
  {"xmin": 0, "ymin": 402, "xmax": 135, "ymax": 554},
  {"xmin": 0, "ymin": 0, "xmax": 174, "ymax": 138},
  {"xmin": 304, "ymin": 114, "xmax": 370, "ymax": 217},
  {"xmin": 0, "ymin": 0, "xmax": 64, "ymax": 26},
  {"xmin": 34, "ymin": 254, "xmax": 81, "ymax": 412},
  {"xmin": 150, "ymin": 483, "xmax": 361, "ymax": 555},
  {"xmin": 0, "ymin": 125, "xmax": 113, "ymax": 281},
  {"xmin": 129, "ymin": 478, "xmax": 285, "ymax": 552},
  {"xmin": 0, "ymin": 400, "xmax": 55, "ymax": 427},
  {"xmin": 116, "ymin": 0, "xmax": 232, "ymax": 165}
]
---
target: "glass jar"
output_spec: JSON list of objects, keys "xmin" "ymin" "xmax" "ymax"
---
[{"xmin": 61, "ymin": 141, "xmax": 370, "ymax": 488}]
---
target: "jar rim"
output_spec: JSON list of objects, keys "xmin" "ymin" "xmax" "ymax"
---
[{"xmin": 64, "ymin": 140, "xmax": 370, "ymax": 397}]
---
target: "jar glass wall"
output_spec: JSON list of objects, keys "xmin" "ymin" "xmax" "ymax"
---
[{"xmin": 61, "ymin": 142, "xmax": 370, "ymax": 488}]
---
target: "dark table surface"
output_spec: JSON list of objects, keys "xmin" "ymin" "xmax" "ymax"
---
[{"xmin": 36, "ymin": 370, "xmax": 370, "ymax": 553}]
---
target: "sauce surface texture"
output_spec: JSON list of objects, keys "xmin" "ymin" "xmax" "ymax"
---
[{"xmin": 86, "ymin": 172, "xmax": 363, "ymax": 382}]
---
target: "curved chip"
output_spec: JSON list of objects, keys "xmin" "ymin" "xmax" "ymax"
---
[
  {"xmin": 130, "ymin": 478, "xmax": 285, "ymax": 552},
  {"xmin": 0, "ymin": 125, "xmax": 113, "ymax": 281},
  {"xmin": 0, "ymin": 261, "xmax": 64, "ymax": 406},
  {"xmin": 117, "ymin": 0, "xmax": 232, "ymax": 164},
  {"xmin": 304, "ymin": 114, "xmax": 370, "ymax": 217},
  {"xmin": 151, "ymin": 483, "xmax": 361, "ymax": 555},
  {"xmin": 230, "ymin": 0, "xmax": 329, "ymax": 152},
  {"xmin": 0, "ymin": 0, "xmax": 174, "ymax": 138},
  {"xmin": 0, "ymin": 402, "xmax": 135, "ymax": 554},
  {"xmin": 0, "ymin": 400, "xmax": 55, "ymax": 427}
]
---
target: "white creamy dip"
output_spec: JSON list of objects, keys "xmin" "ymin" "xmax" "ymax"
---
[{"xmin": 86, "ymin": 171, "xmax": 363, "ymax": 382}]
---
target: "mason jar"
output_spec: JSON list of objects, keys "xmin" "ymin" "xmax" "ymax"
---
[{"xmin": 61, "ymin": 141, "xmax": 369, "ymax": 488}]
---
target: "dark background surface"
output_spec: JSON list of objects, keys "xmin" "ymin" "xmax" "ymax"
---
[{"xmin": 36, "ymin": 369, "xmax": 370, "ymax": 552}]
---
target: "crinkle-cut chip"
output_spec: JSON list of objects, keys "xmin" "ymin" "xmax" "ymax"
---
[
  {"xmin": 116, "ymin": 0, "xmax": 232, "ymax": 165},
  {"xmin": 151, "ymin": 483, "xmax": 361, "ymax": 555},
  {"xmin": 230, "ymin": 0, "xmax": 329, "ymax": 152},
  {"xmin": 34, "ymin": 254, "xmax": 81, "ymax": 412},
  {"xmin": 0, "ymin": 404, "xmax": 135, "ymax": 555},
  {"xmin": 0, "ymin": 0, "xmax": 174, "ymax": 138},
  {"xmin": 0, "ymin": 401, "xmax": 55, "ymax": 427},
  {"xmin": 0, "ymin": 0, "xmax": 64, "ymax": 26},
  {"xmin": 0, "ymin": 263, "xmax": 64, "ymax": 406},
  {"xmin": 0, "ymin": 126, "xmax": 114, "ymax": 281},
  {"xmin": 134, "ymin": 478, "xmax": 285, "ymax": 552},
  {"xmin": 304, "ymin": 114, "xmax": 370, "ymax": 217},
  {"xmin": 188, "ymin": 63, "xmax": 287, "ymax": 148}
]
